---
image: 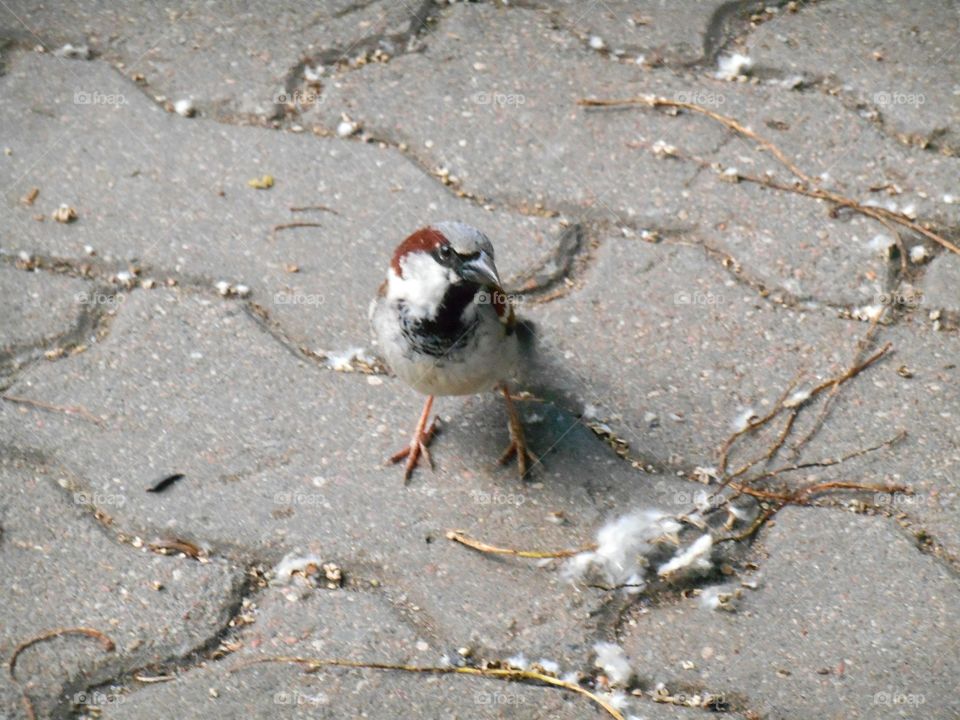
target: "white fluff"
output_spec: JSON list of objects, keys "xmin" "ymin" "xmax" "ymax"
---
[
  {"xmin": 593, "ymin": 642, "xmax": 633, "ymax": 685},
  {"xmin": 537, "ymin": 658, "xmax": 560, "ymax": 675},
  {"xmin": 658, "ymin": 535, "xmax": 713, "ymax": 577},
  {"xmin": 54, "ymin": 43, "xmax": 91, "ymax": 59},
  {"xmin": 605, "ymin": 691, "xmax": 629, "ymax": 710},
  {"xmin": 868, "ymin": 234, "xmax": 895, "ymax": 255},
  {"xmin": 506, "ymin": 652, "xmax": 529, "ymax": 670},
  {"xmin": 651, "ymin": 139, "xmax": 678, "ymax": 158},
  {"xmin": 565, "ymin": 510, "xmax": 681, "ymax": 590},
  {"xmin": 325, "ymin": 347, "xmax": 374, "ymax": 371},
  {"xmin": 715, "ymin": 53, "xmax": 753, "ymax": 80},
  {"xmin": 783, "ymin": 389, "xmax": 811, "ymax": 408},
  {"xmin": 272, "ymin": 552, "xmax": 323, "ymax": 584},
  {"xmin": 698, "ymin": 586, "xmax": 737, "ymax": 611},
  {"xmin": 852, "ymin": 304, "xmax": 883, "ymax": 322},
  {"xmin": 909, "ymin": 245, "xmax": 929, "ymax": 264},
  {"xmin": 732, "ymin": 408, "xmax": 758, "ymax": 432}
]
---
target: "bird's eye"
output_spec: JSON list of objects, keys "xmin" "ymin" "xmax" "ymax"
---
[{"xmin": 437, "ymin": 244, "xmax": 452, "ymax": 262}]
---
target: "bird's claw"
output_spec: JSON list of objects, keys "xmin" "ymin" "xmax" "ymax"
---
[{"xmin": 388, "ymin": 417, "xmax": 439, "ymax": 482}]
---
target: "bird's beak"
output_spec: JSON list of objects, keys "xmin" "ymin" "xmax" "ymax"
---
[{"xmin": 458, "ymin": 250, "xmax": 502, "ymax": 288}]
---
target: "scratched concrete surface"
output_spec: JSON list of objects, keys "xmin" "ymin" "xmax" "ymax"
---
[{"xmin": 1, "ymin": 2, "xmax": 958, "ymax": 719}]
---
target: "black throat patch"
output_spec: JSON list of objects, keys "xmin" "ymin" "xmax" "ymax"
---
[{"xmin": 398, "ymin": 282, "xmax": 481, "ymax": 358}]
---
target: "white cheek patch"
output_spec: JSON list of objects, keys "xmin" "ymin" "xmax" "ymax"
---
[{"xmin": 388, "ymin": 254, "xmax": 458, "ymax": 317}]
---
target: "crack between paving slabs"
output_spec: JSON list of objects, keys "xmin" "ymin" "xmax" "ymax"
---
[
  {"xmin": 7, "ymin": 41, "xmax": 579, "ymax": 226},
  {"xmin": 0, "ymin": 452, "xmax": 449, "ymax": 715}
]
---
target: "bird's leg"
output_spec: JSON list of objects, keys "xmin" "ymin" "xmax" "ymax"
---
[
  {"xmin": 389, "ymin": 395, "xmax": 439, "ymax": 482},
  {"xmin": 497, "ymin": 384, "xmax": 538, "ymax": 479}
]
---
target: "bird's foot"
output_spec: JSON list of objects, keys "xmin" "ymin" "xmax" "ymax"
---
[
  {"xmin": 389, "ymin": 413, "xmax": 439, "ymax": 483},
  {"xmin": 497, "ymin": 433, "xmax": 538, "ymax": 479},
  {"xmin": 498, "ymin": 384, "xmax": 538, "ymax": 479}
]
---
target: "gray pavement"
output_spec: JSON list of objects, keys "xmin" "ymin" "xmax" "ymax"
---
[{"xmin": 1, "ymin": 1, "xmax": 958, "ymax": 719}]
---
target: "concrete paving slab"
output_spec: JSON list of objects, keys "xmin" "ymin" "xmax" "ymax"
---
[
  {"xmin": 621, "ymin": 507, "xmax": 960, "ymax": 720},
  {"xmin": 0, "ymin": 454, "xmax": 244, "ymax": 719}
]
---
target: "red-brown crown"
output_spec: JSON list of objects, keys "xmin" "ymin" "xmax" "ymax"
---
[{"xmin": 390, "ymin": 227, "xmax": 447, "ymax": 278}]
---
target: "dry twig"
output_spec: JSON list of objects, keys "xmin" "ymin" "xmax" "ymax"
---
[
  {"xmin": 2, "ymin": 394, "xmax": 104, "ymax": 427},
  {"xmin": 9, "ymin": 627, "xmax": 115, "ymax": 720},
  {"xmin": 269, "ymin": 222, "xmax": 322, "ymax": 240},
  {"xmin": 230, "ymin": 655, "xmax": 626, "ymax": 720},
  {"xmin": 580, "ymin": 95, "xmax": 960, "ymax": 257},
  {"xmin": 445, "ymin": 529, "xmax": 593, "ymax": 559},
  {"xmin": 289, "ymin": 205, "xmax": 339, "ymax": 214}
]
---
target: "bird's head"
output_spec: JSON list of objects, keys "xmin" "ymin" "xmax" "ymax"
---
[{"xmin": 386, "ymin": 222, "xmax": 503, "ymax": 318}]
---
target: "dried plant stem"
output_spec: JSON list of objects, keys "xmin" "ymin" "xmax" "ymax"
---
[
  {"xmin": 718, "ymin": 342, "xmax": 891, "ymax": 479},
  {"xmin": 231, "ymin": 655, "xmax": 626, "ymax": 720},
  {"xmin": 716, "ymin": 504, "xmax": 781, "ymax": 544},
  {"xmin": 445, "ymin": 530, "xmax": 594, "ymax": 559},
  {"xmin": 289, "ymin": 205, "xmax": 338, "ymax": 214},
  {"xmin": 269, "ymin": 222, "xmax": 322, "ymax": 240},
  {"xmin": 722, "ymin": 370, "xmax": 807, "ymax": 480},
  {"xmin": 2, "ymin": 394, "xmax": 104, "ymax": 427},
  {"xmin": 9, "ymin": 627, "xmax": 115, "ymax": 720},
  {"xmin": 578, "ymin": 96, "xmax": 813, "ymax": 184},
  {"xmin": 580, "ymin": 96, "xmax": 960, "ymax": 257},
  {"xmin": 789, "ymin": 324, "xmax": 885, "ymax": 458},
  {"xmin": 733, "ymin": 170, "xmax": 960, "ymax": 256},
  {"xmin": 747, "ymin": 430, "xmax": 906, "ymax": 486}
]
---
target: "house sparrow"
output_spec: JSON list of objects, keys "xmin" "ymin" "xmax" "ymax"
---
[{"xmin": 371, "ymin": 221, "xmax": 535, "ymax": 481}]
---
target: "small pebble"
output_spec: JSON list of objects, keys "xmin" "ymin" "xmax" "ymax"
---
[
  {"xmin": 173, "ymin": 98, "xmax": 196, "ymax": 117},
  {"xmin": 588, "ymin": 35, "xmax": 606, "ymax": 50},
  {"xmin": 53, "ymin": 43, "xmax": 91, "ymax": 59},
  {"xmin": 52, "ymin": 204, "xmax": 78, "ymax": 223},
  {"xmin": 336, "ymin": 119, "xmax": 359, "ymax": 137}
]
